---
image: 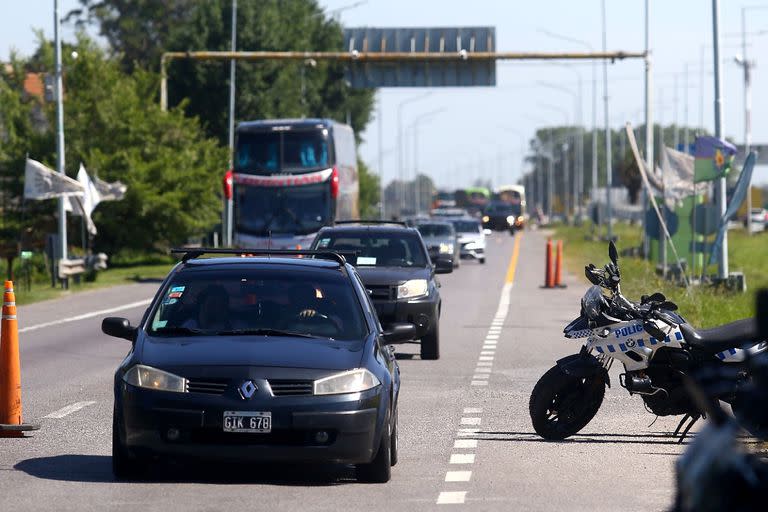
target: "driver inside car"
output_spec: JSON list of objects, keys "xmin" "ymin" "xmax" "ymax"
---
[{"xmin": 289, "ymin": 283, "xmax": 343, "ymax": 334}]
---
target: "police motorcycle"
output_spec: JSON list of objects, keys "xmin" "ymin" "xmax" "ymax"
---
[
  {"xmin": 671, "ymin": 290, "xmax": 768, "ymax": 512},
  {"xmin": 529, "ymin": 241, "xmax": 767, "ymax": 441}
]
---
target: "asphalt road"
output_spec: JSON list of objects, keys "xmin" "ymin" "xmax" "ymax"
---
[{"xmin": 1, "ymin": 231, "xmax": 692, "ymax": 511}]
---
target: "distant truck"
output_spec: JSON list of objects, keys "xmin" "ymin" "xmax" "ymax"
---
[{"xmin": 226, "ymin": 118, "xmax": 359, "ymax": 249}]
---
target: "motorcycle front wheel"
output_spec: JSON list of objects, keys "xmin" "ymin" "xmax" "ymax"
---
[{"xmin": 529, "ymin": 364, "xmax": 605, "ymax": 440}]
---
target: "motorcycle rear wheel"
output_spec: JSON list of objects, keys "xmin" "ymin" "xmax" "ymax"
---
[{"xmin": 529, "ymin": 365, "xmax": 605, "ymax": 440}]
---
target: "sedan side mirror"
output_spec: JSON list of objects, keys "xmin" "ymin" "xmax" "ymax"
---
[
  {"xmin": 434, "ymin": 258, "xmax": 453, "ymax": 274},
  {"xmin": 102, "ymin": 317, "xmax": 137, "ymax": 342},
  {"xmin": 383, "ymin": 323, "xmax": 416, "ymax": 343}
]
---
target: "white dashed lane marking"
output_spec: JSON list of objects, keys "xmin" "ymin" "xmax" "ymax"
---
[
  {"xmin": 44, "ymin": 401, "xmax": 96, "ymax": 419},
  {"xmin": 437, "ymin": 491, "xmax": 467, "ymax": 504},
  {"xmin": 454, "ymin": 439, "xmax": 478, "ymax": 449},
  {"xmin": 450, "ymin": 453, "xmax": 476, "ymax": 464},
  {"xmin": 445, "ymin": 471, "xmax": 472, "ymax": 482}
]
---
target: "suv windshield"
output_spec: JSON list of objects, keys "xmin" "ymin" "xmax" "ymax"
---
[
  {"xmin": 314, "ymin": 231, "xmax": 429, "ymax": 268},
  {"xmin": 486, "ymin": 202, "xmax": 521, "ymax": 215},
  {"xmin": 451, "ymin": 220, "xmax": 481, "ymax": 234},
  {"xmin": 416, "ymin": 223, "xmax": 454, "ymax": 237},
  {"xmin": 148, "ymin": 267, "xmax": 367, "ymax": 340},
  {"xmin": 235, "ymin": 130, "xmax": 330, "ymax": 173}
]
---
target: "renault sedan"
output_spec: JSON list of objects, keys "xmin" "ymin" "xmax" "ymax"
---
[{"xmin": 103, "ymin": 249, "xmax": 412, "ymax": 483}]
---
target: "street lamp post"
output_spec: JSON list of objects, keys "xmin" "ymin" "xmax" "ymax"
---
[
  {"xmin": 225, "ymin": 0, "xmax": 237, "ymax": 246},
  {"xmin": 539, "ymin": 103, "xmax": 571, "ymax": 219},
  {"xmin": 602, "ymin": 0, "xmax": 614, "ymax": 241},
  {"xmin": 735, "ymin": 5, "xmax": 768, "ymax": 236},
  {"xmin": 54, "ymin": 0, "xmax": 67, "ymax": 277},
  {"xmin": 410, "ymin": 108, "xmax": 446, "ymax": 214},
  {"xmin": 397, "ymin": 93, "xmax": 432, "ymax": 217},
  {"xmin": 538, "ymin": 80, "xmax": 582, "ymax": 219}
]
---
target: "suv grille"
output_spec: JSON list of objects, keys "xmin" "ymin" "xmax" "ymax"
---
[
  {"xmin": 186, "ymin": 378, "xmax": 229, "ymax": 395},
  {"xmin": 268, "ymin": 379, "xmax": 314, "ymax": 396},
  {"xmin": 366, "ymin": 284, "xmax": 396, "ymax": 301}
]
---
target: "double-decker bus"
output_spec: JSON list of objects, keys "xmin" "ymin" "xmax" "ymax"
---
[{"xmin": 226, "ymin": 119, "xmax": 358, "ymax": 248}]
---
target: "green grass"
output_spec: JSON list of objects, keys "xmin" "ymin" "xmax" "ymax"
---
[
  {"xmin": 552, "ymin": 223, "xmax": 767, "ymax": 328},
  {"xmin": 10, "ymin": 263, "xmax": 173, "ymax": 306}
]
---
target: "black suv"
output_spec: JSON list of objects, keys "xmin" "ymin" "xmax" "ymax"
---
[{"xmin": 310, "ymin": 221, "xmax": 451, "ymax": 360}]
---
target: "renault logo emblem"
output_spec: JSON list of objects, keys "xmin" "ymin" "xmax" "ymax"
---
[{"xmin": 239, "ymin": 380, "xmax": 258, "ymax": 399}]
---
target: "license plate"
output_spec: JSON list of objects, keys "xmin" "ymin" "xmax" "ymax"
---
[{"xmin": 223, "ymin": 411, "xmax": 272, "ymax": 433}]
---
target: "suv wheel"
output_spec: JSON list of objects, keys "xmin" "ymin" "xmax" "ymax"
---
[{"xmin": 420, "ymin": 321, "xmax": 440, "ymax": 360}]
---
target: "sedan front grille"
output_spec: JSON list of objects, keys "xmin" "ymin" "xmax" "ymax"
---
[
  {"xmin": 186, "ymin": 378, "xmax": 229, "ymax": 395},
  {"xmin": 268, "ymin": 379, "xmax": 314, "ymax": 396}
]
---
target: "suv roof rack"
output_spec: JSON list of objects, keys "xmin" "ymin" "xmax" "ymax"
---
[
  {"xmin": 170, "ymin": 248, "xmax": 349, "ymax": 265},
  {"xmin": 333, "ymin": 220, "xmax": 408, "ymax": 227}
]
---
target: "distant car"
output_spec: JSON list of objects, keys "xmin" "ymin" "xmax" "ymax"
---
[
  {"xmin": 104, "ymin": 249, "xmax": 412, "ymax": 483},
  {"xmin": 430, "ymin": 207, "xmax": 468, "ymax": 218},
  {"xmin": 311, "ymin": 221, "xmax": 451, "ymax": 360},
  {"xmin": 414, "ymin": 220, "xmax": 461, "ymax": 269},
  {"xmin": 482, "ymin": 201, "xmax": 524, "ymax": 234},
  {"xmin": 449, "ymin": 217, "xmax": 487, "ymax": 264},
  {"xmin": 744, "ymin": 208, "xmax": 767, "ymax": 233}
]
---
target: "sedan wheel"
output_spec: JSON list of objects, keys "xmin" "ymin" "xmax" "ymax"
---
[
  {"xmin": 112, "ymin": 410, "xmax": 146, "ymax": 480},
  {"xmin": 356, "ymin": 416, "xmax": 392, "ymax": 483}
]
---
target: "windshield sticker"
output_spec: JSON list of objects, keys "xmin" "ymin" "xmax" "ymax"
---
[
  {"xmin": 167, "ymin": 291, "xmax": 183, "ymax": 299},
  {"xmin": 317, "ymin": 238, "xmax": 331, "ymax": 248},
  {"xmin": 162, "ymin": 298, "xmax": 178, "ymax": 306},
  {"xmin": 153, "ymin": 320, "xmax": 168, "ymax": 329},
  {"xmin": 357, "ymin": 256, "xmax": 377, "ymax": 265},
  {"xmin": 170, "ymin": 286, "xmax": 185, "ymax": 293}
]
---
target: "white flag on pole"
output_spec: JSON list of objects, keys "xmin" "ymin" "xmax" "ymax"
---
[
  {"xmin": 64, "ymin": 163, "xmax": 128, "ymax": 235},
  {"xmin": 23, "ymin": 158, "xmax": 84, "ymax": 200}
]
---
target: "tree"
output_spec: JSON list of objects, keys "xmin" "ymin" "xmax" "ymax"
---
[
  {"xmin": 1, "ymin": 36, "xmax": 228, "ymax": 255},
  {"xmin": 357, "ymin": 159, "xmax": 379, "ymax": 218},
  {"xmin": 67, "ymin": 0, "xmax": 376, "ymax": 145}
]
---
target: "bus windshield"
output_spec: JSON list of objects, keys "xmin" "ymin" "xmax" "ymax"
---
[
  {"xmin": 235, "ymin": 130, "xmax": 330, "ymax": 173},
  {"xmin": 235, "ymin": 183, "xmax": 331, "ymax": 235}
]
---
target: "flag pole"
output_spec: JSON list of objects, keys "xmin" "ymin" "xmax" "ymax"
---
[{"xmin": 54, "ymin": 0, "xmax": 68, "ymax": 285}]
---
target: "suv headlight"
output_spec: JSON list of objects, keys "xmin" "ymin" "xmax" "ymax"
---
[
  {"xmin": 506, "ymin": 215, "xmax": 515, "ymax": 225},
  {"xmin": 397, "ymin": 279, "xmax": 429, "ymax": 299},
  {"xmin": 123, "ymin": 364, "xmax": 187, "ymax": 393},
  {"xmin": 482, "ymin": 215, "xmax": 490, "ymax": 223},
  {"xmin": 439, "ymin": 242, "xmax": 454, "ymax": 254},
  {"xmin": 314, "ymin": 369, "xmax": 381, "ymax": 395}
]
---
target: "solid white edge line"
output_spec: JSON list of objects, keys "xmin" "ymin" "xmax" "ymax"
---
[
  {"xmin": 44, "ymin": 401, "xmax": 96, "ymax": 419},
  {"xmin": 19, "ymin": 299, "xmax": 153, "ymax": 333}
]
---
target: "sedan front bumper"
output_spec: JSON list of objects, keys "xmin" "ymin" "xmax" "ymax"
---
[{"xmin": 117, "ymin": 382, "xmax": 385, "ymax": 465}]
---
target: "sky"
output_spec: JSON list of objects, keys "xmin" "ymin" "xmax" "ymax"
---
[{"xmin": 3, "ymin": 0, "xmax": 768, "ymax": 188}]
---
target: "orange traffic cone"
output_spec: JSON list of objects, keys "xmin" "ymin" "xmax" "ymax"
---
[{"xmin": 0, "ymin": 280, "xmax": 40, "ymax": 437}]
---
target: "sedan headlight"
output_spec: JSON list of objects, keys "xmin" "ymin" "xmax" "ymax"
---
[
  {"xmin": 439, "ymin": 242, "xmax": 455, "ymax": 254},
  {"xmin": 123, "ymin": 364, "xmax": 187, "ymax": 393},
  {"xmin": 314, "ymin": 369, "xmax": 381, "ymax": 395},
  {"xmin": 506, "ymin": 215, "xmax": 515, "ymax": 225},
  {"xmin": 397, "ymin": 279, "xmax": 429, "ymax": 299}
]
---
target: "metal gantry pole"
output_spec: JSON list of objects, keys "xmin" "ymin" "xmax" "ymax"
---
[
  {"xmin": 712, "ymin": 0, "xmax": 728, "ymax": 279},
  {"xmin": 54, "ymin": 0, "xmax": 67, "ymax": 274},
  {"xmin": 602, "ymin": 0, "xmax": 613, "ymax": 241},
  {"xmin": 225, "ymin": 0, "xmax": 237, "ymax": 246}
]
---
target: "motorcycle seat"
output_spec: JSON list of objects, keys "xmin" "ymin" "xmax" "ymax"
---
[{"xmin": 680, "ymin": 318, "xmax": 761, "ymax": 353}]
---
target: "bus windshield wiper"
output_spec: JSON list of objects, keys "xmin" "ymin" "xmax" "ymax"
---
[{"xmin": 216, "ymin": 328, "xmax": 325, "ymax": 339}]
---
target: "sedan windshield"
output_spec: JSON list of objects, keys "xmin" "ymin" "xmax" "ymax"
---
[
  {"xmin": 314, "ymin": 232, "xmax": 429, "ymax": 268},
  {"xmin": 149, "ymin": 267, "xmax": 367, "ymax": 341},
  {"xmin": 416, "ymin": 223, "xmax": 454, "ymax": 237},
  {"xmin": 451, "ymin": 220, "xmax": 481, "ymax": 234}
]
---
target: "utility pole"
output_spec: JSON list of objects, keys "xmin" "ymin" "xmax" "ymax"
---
[
  {"xmin": 54, "ymin": 0, "xmax": 67, "ymax": 277},
  {"xmin": 602, "ymin": 0, "xmax": 613, "ymax": 240},
  {"xmin": 225, "ymin": 0, "xmax": 237, "ymax": 246},
  {"xmin": 712, "ymin": 0, "xmax": 728, "ymax": 279}
]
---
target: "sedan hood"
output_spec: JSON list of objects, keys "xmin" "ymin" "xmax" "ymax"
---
[
  {"xmin": 139, "ymin": 335, "xmax": 364, "ymax": 370},
  {"xmin": 355, "ymin": 266, "xmax": 430, "ymax": 286}
]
